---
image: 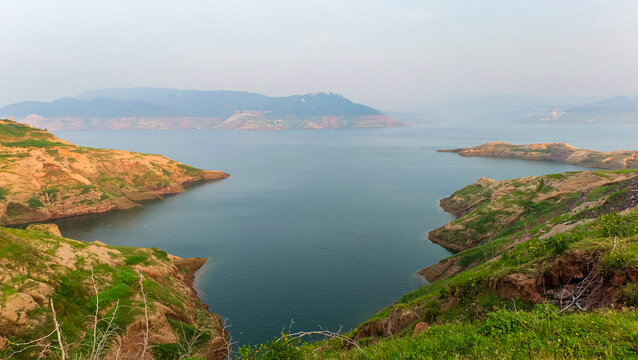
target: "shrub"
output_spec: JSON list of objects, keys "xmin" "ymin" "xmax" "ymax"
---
[
  {"xmin": 238, "ymin": 335, "xmax": 303, "ymax": 360},
  {"xmin": 616, "ymin": 283, "xmax": 638, "ymax": 306},
  {"xmin": 26, "ymin": 197, "xmax": 44, "ymax": 209},
  {"xmin": 595, "ymin": 213, "xmax": 638, "ymax": 237},
  {"xmin": 124, "ymin": 253, "xmax": 149, "ymax": 265},
  {"xmin": 0, "ymin": 186, "xmax": 9, "ymax": 200}
]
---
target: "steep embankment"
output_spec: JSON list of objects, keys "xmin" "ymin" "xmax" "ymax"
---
[
  {"xmin": 0, "ymin": 224, "xmax": 228, "ymax": 359},
  {"xmin": 438, "ymin": 141, "xmax": 638, "ymax": 170},
  {"xmin": 238, "ymin": 169, "xmax": 638, "ymax": 359},
  {"xmin": 0, "ymin": 120, "xmax": 229, "ymax": 225}
]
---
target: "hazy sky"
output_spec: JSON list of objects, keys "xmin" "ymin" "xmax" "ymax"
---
[{"xmin": 2, "ymin": 0, "xmax": 638, "ymax": 111}]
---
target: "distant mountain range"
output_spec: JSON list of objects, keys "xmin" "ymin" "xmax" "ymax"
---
[
  {"xmin": 515, "ymin": 95, "xmax": 638, "ymax": 124},
  {"xmin": 0, "ymin": 88, "xmax": 403, "ymax": 130},
  {"xmin": 418, "ymin": 94, "xmax": 638, "ymax": 124}
]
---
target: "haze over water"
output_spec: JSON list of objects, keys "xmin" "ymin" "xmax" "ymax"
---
[{"xmin": 52, "ymin": 123, "xmax": 638, "ymax": 345}]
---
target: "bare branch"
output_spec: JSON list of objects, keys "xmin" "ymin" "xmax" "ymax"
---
[
  {"xmin": 50, "ymin": 298, "xmax": 66, "ymax": 360},
  {"xmin": 139, "ymin": 271, "xmax": 150, "ymax": 359}
]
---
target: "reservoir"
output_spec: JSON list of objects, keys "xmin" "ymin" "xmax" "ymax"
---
[{"xmin": 52, "ymin": 123, "xmax": 637, "ymax": 345}]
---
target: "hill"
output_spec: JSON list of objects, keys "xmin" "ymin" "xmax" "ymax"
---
[
  {"xmin": 0, "ymin": 224, "xmax": 228, "ymax": 359},
  {"xmin": 514, "ymin": 95, "xmax": 638, "ymax": 124},
  {"xmin": 439, "ymin": 141, "xmax": 638, "ymax": 170},
  {"xmin": 0, "ymin": 88, "xmax": 402, "ymax": 130},
  {"xmin": 423, "ymin": 95, "xmax": 595, "ymax": 124},
  {"xmin": 0, "ymin": 119, "xmax": 229, "ymax": 225},
  {"xmin": 421, "ymin": 94, "xmax": 638, "ymax": 124}
]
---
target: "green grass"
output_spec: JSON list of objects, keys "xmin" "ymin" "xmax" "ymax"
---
[
  {"xmin": 587, "ymin": 185, "xmax": 615, "ymax": 201},
  {"xmin": 296, "ymin": 308, "xmax": 638, "ymax": 360},
  {"xmin": 0, "ymin": 186, "xmax": 9, "ymax": 200},
  {"xmin": 452, "ymin": 183, "xmax": 487, "ymax": 200},
  {"xmin": 0, "ymin": 243, "xmax": 25, "ymax": 259},
  {"xmin": 70, "ymin": 183, "xmax": 97, "ymax": 194},
  {"xmin": 593, "ymin": 171, "xmax": 612, "ymax": 179},
  {"xmin": 0, "ymin": 152, "xmax": 30, "ymax": 159},
  {"xmin": 2, "ymin": 139, "xmax": 66, "ymax": 148},
  {"xmin": 511, "ymin": 147, "xmax": 552, "ymax": 154},
  {"xmin": 0, "ymin": 121, "xmax": 41, "ymax": 138},
  {"xmin": 26, "ymin": 197, "xmax": 44, "ymax": 209},
  {"xmin": 545, "ymin": 173, "xmax": 567, "ymax": 179},
  {"xmin": 610, "ymin": 169, "xmax": 638, "ymax": 174},
  {"xmin": 41, "ymin": 186, "xmax": 59, "ymax": 201},
  {"xmin": 177, "ymin": 163, "xmax": 203, "ymax": 175}
]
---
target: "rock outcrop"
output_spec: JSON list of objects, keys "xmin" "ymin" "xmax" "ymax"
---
[
  {"xmin": 0, "ymin": 225, "xmax": 228, "ymax": 359},
  {"xmin": 0, "ymin": 119, "xmax": 229, "ymax": 225},
  {"xmin": 438, "ymin": 141, "xmax": 638, "ymax": 170}
]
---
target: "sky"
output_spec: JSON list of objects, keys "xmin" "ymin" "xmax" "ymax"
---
[{"xmin": 2, "ymin": 0, "xmax": 638, "ymax": 111}]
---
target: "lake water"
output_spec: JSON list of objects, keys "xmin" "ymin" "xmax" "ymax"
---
[{"xmin": 52, "ymin": 123, "xmax": 638, "ymax": 345}]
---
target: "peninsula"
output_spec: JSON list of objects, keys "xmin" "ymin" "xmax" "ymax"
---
[
  {"xmin": 438, "ymin": 141, "xmax": 638, "ymax": 170},
  {"xmin": 0, "ymin": 119, "xmax": 229, "ymax": 225}
]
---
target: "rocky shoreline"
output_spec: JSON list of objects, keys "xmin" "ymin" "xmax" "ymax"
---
[{"xmin": 438, "ymin": 141, "xmax": 638, "ymax": 170}]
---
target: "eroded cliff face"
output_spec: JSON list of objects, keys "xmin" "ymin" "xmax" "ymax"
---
[
  {"xmin": 438, "ymin": 141, "xmax": 638, "ymax": 170},
  {"xmin": 0, "ymin": 120, "xmax": 229, "ymax": 225},
  {"xmin": 0, "ymin": 224, "xmax": 228, "ymax": 359}
]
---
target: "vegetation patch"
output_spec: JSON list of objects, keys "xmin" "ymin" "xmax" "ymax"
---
[
  {"xmin": 26, "ymin": 197, "xmax": 44, "ymax": 209},
  {"xmin": 2, "ymin": 139, "xmax": 67, "ymax": 148},
  {"xmin": 0, "ymin": 186, "xmax": 9, "ymax": 200}
]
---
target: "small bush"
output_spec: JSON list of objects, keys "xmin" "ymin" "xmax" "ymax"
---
[
  {"xmin": 238, "ymin": 335, "xmax": 303, "ymax": 360},
  {"xmin": 124, "ymin": 253, "xmax": 149, "ymax": 265},
  {"xmin": 595, "ymin": 213, "xmax": 638, "ymax": 237},
  {"xmin": 26, "ymin": 197, "xmax": 44, "ymax": 209},
  {"xmin": 616, "ymin": 283, "xmax": 638, "ymax": 306},
  {"xmin": 0, "ymin": 186, "xmax": 9, "ymax": 200}
]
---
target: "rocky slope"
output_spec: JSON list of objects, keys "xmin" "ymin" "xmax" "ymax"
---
[
  {"xmin": 428, "ymin": 169, "xmax": 638, "ymax": 252},
  {"xmin": 438, "ymin": 141, "xmax": 638, "ymax": 170},
  {"xmin": 0, "ymin": 224, "xmax": 228, "ymax": 359},
  {"xmin": 0, "ymin": 119, "xmax": 229, "ymax": 225}
]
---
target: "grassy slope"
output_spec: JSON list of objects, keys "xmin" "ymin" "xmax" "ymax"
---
[
  {"xmin": 237, "ymin": 169, "xmax": 638, "ymax": 359},
  {"xmin": 0, "ymin": 225, "xmax": 227, "ymax": 359}
]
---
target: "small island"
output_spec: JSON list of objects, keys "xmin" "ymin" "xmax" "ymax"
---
[{"xmin": 438, "ymin": 141, "xmax": 638, "ymax": 170}]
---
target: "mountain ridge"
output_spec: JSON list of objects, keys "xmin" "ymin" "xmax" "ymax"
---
[{"xmin": 0, "ymin": 88, "xmax": 403, "ymax": 130}]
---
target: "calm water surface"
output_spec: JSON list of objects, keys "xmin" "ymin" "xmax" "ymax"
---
[{"xmin": 53, "ymin": 123, "xmax": 638, "ymax": 345}]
